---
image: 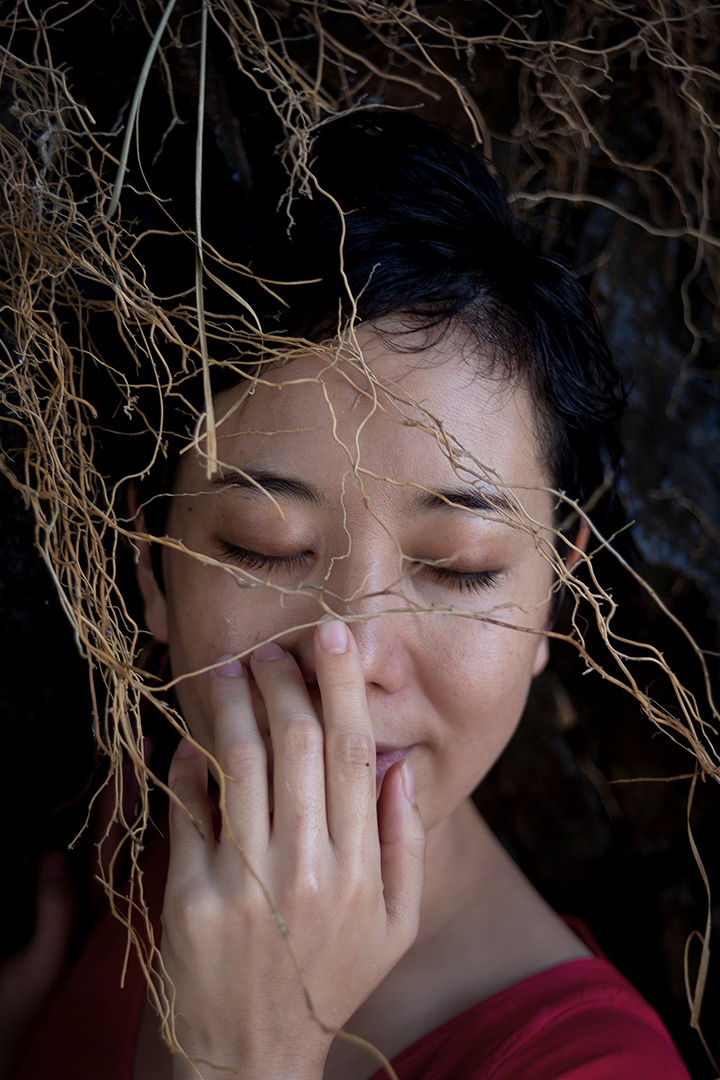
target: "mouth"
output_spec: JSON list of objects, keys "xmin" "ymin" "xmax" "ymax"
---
[{"xmin": 375, "ymin": 746, "xmax": 415, "ymax": 788}]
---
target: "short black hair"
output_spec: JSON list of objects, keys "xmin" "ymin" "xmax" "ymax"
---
[
  {"xmin": 238, "ymin": 113, "xmax": 622, "ymax": 510},
  {"xmin": 141, "ymin": 110, "xmax": 625, "ymax": 536}
]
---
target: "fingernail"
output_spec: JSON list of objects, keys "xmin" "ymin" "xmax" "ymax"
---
[
  {"xmin": 176, "ymin": 738, "xmax": 201, "ymax": 760},
  {"xmin": 318, "ymin": 618, "xmax": 348, "ymax": 654},
  {"xmin": 400, "ymin": 758, "xmax": 416, "ymax": 805},
  {"xmin": 253, "ymin": 641, "xmax": 285, "ymax": 662},
  {"xmin": 213, "ymin": 655, "xmax": 245, "ymax": 677}
]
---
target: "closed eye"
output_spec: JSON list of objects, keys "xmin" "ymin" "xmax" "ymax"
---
[
  {"xmin": 410, "ymin": 560, "xmax": 502, "ymax": 595},
  {"xmin": 217, "ymin": 540, "xmax": 313, "ymax": 574},
  {"xmin": 217, "ymin": 542, "xmax": 500, "ymax": 594}
]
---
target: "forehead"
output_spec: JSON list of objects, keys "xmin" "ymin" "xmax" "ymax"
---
[{"xmin": 178, "ymin": 330, "xmax": 549, "ymax": 509}]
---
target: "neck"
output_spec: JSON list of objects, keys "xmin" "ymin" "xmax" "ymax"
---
[{"xmin": 416, "ymin": 797, "xmax": 502, "ymax": 941}]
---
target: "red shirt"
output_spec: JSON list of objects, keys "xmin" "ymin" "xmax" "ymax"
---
[
  {"xmin": 368, "ymin": 957, "xmax": 691, "ymax": 1079},
  {"xmin": 14, "ymin": 832, "xmax": 691, "ymax": 1080}
]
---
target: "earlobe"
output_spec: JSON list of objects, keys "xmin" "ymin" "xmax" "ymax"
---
[
  {"xmin": 532, "ymin": 634, "xmax": 550, "ymax": 678},
  {"xmin": 128, "ymin": 483, "xmax": 169, "ymax": 644}
]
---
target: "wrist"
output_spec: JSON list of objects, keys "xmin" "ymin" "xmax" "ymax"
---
[
  {"xmin": 171, "ymin": 1040, "xmax": 330, "ymax": 1080},
  {"xmin": 173, "ymin": 1064, "xmax": 325, "ymax": 1080}
]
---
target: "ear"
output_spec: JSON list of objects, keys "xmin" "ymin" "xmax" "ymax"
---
[
  {"xmin": 533, "ymin": 519, "xmax": 591, "ymax": 679},
  {"xmin": 128, "ymin": 482, "xmax": 169, "ymax": 644},
  {"xmin": 566, "ymin": 519, "xmax": 591, "ymax": 573},
  {"xmin": 532, "ymin": 633, "xmax": 550, "ymax": 678}
]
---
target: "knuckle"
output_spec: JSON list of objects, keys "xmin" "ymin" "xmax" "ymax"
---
[
  {"xmin": 287, "ymin": 861, "xmax": 324, "ymax": 902},
  {"xmin": 220, "ymin": 737, "xmax": 266, "ymax": 778},
  {"xmin": 163, "ymin": 883, "xmax": 219, "ymax": 935},
  {"xmin": 331, "ymin": 728, "xmax": 375, "ymax": 773},
  {"xmin": 282, "ymin": 716, "xmax": 323, "ymax": 758}
]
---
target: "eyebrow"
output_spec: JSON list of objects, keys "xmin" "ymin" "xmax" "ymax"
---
[
  {"xmin": 415, "ymin": 485, "xmax": 518, "ymax": 517},
  {"xmin": 209, "ymin": 469, "xmax": 327, "ymax": 507},
  {"xmin": 211, "ymin": 469, "xmax": 516, "ymax": 518}
]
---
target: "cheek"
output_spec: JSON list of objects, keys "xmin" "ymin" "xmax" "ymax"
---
[
  {"xmin": 166, "ymin": 571, "xmax": 230, "ymax": 671},
  {"xmin": 162, "ymin": 559, "xmax": 314, "ymax": 749},
  {"xmin": 433, "ymin": 609, "xmax": 541, "ymax": 698},
  {"xmin": 165, "ymin": 558, "xmax": 281, "ymax": 666},
  {"xmin": 428, "ymin": 619, "xmax": 541, "ymax": 767},
  {"xmin": 163, "ymin": 562, "xmax": 242, "ymax": 749}
]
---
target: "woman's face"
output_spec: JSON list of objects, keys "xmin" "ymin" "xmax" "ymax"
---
[{"xmin": 142, "ymin": 329, "xmax": 557, "ymax": 832}]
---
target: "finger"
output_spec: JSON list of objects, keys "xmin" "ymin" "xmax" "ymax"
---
[
  {"xmin": 167, "ymin": 738, "xmax": 214, "ymax": 881},
  {"xmin": 248, "ymin": 643, "xmax": 326, "ymax": 848},
  {"xmin": 377, "ymin": 758, "xmax": 426, "ymax": 943},
  {"xmin": 314, "ymin": 620, "xmax": 376, "ymax": 850},
  {"xmin": 209, "ymin": 656, "xmax": 270, "ymax": 860}
]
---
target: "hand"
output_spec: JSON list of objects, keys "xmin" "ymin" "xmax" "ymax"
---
[{"xmin": 161, "ymin": 619, "xmax": 426, "ymax": 1080}]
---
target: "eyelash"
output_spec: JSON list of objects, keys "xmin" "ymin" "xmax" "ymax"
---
[
  {"xmin": 217, "ymin": 542, "xmax": 500, "ymax": 594},
  {"xmin": 424, "ymin": 566, "xmax": 500, "ymax": 594},
  {"xmin": 218, "ymin": 542, "xmax": 312, "ymax": 574}
]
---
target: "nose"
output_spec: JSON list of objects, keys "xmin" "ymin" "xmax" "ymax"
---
[
  {"xmin": 346, "ymin": 601, "xmax": 413, "ymax": 695},
  {"xmin": 291, "ymin": 543, "xmax": 415, "ymax": 697}
]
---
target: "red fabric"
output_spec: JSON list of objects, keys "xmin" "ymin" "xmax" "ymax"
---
[
  {"xmin": 367, "ymin": 959, "xmax": 691, "ymax": 1080},
  {"xmin": 14, "ymin": 830, "xmax": 690, "ymax": 1080},
  {"xmin": 14, "ymin": 822, "xmax": 169, "ymax": 1080}
]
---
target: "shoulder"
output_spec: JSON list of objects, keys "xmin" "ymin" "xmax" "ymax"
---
[
  {"xmin": 386, "ymin": 957, "xmax": 692, "ymax": 1080},
  {"xmin": 479, "ymin": 957, "xmax": 691, "ymax": 1079}
]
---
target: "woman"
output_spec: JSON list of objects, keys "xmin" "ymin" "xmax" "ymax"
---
[{"xmin": 13, "ymin": 113, "xmax": 691, "ymax": 1080}]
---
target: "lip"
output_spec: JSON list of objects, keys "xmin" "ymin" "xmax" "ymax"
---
[{"xmin": 375, "ymin": 746, "xmax": 414, "ymax": 787}]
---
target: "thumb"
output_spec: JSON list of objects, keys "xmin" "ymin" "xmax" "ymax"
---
[{"xmin": 377, "ymin": 758, "xmax": 425, "ymax": 945}]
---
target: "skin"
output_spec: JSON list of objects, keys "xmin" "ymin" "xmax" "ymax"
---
[{"xmin": 133, "ymin": 329, "xmax": 590, "ymax": 1080}]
